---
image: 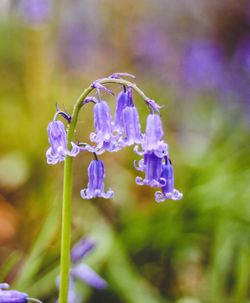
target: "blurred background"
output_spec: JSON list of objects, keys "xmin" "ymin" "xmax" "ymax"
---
[{"xmin": 0, "ymin": 0, "xmax": 250, "ymax": 302}]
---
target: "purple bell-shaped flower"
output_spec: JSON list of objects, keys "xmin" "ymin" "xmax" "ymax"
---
[
  {"xmin": 46, "ymin": 120, "xmax": 80, "ymax": 164},
  {"xmin": 120, "ymin": 88, "xmax": 142, "ymax": 146},
  {"xmin": 0, "ymin": 283, "xmax": 41, "ymax": 303},
  {"xmin": 134, "ymin": 152, "xmax": 166, "ymax": 187},
  {"xmin": 80, "ymin": 159, "xmax": 114, "ymax": 199},
  {"xmin": 90, "ymin": 101, "xmax": 120, "ymax": 153},
  {"xmin": 0, "ymin": 284, "xmax": 27, "ymax": 303},
  {"xmin": 135, "ymin": 113, "xmax": 168, "ymax": 157},
  {"xmin": 155, "ymin": 156, "xmax": 183, "ymax": 202},
  {"xmin": 113, "ymin": 88, "xmax": 129, "ymax": 133}
]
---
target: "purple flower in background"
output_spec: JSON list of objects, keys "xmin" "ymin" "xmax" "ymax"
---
[
  {"xmin": 181, "ymin": 39, "xmax": 226, "ymax": 92},
  {"xmin": 232, "ymin": 35, "xmax": 250, "ymax": 79},
  {"xmin": 70, "ymin": 265, "xmax": 107, "ymax": 290},
  {"xmin": 135, "ymin": 152, "xmax": 166, "ymax": 187},
  {"xmin": 222, "ymin": 35, "xmax": 250, "ymax": 104},
  {"xmin": 46, "ymin": 120, "xmax": 80, "ymax": 164},
  {"xmin": 90, "ymin": 101, "xmax": 120, "ymax": 152},
  {"xmin": 71, "ymin": 238, "xmax": 96, "ymax": 263},
  {"xmin": 131, "ymin": 22, "xmax": 171, "ymax": 71},
  {"xmin": 19, "ymin": 0, "xmax": 50, "ymax": 26},
  {"xmin": 155, "ymin": 156, "xmax": 183, "ymax": 202},
  {"xmin": 135, "ymin": 113, "xmax": 168, "ymax": 157},
  {"xmin": 70, "ymin": 238, "xmax": 107, "ymax": 290},
  {"xmin": 80, "ymin": 159, "xmax": 114, "ymax": 199},
  {"xmin": 57, "ymin": 238, "xmax": 107, "ymax": 303}
]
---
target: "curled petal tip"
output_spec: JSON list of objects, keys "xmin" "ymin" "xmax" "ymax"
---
[
  {"xmin": 109, "ymin": 72, "xmax": 136, "ymax": 79},
  {"xmin": 135, "ymin": 176, "xmax": 144, "ymax": 186},
  {"xmin": 53, "ymin": 105, "xmax": 72, "ymax": 122},
  {"xmin": 102, "ymin": 189, "xmax": 114, "ymax": 199},
  {"xmin": 82, "ymin": 96, "xmax": 98, "ymax": 105},
  {"xmin": 155, "ymin": 189, "xmax": 183, "ymax": 202}
]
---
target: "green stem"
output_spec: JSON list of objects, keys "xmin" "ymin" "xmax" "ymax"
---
[{"xmin": 58, "ymin": 77, "xmax": 150, "ymax": 303}]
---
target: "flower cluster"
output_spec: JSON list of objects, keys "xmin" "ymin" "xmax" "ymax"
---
[{"xmin": 46, "ymin": 74, "xmax": 182, "ymax": 202}]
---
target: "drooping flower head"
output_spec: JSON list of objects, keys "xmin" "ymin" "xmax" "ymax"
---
[
  {"xmin": 80, "ymin": 159, "xmax": 114, "ymax": 199},
  {"xmin": 46, "ymin": 120, "xmax": 80, "ymax": 164},
  {"xmin": 135, "ymin": 113, "xmax": 168, "ymax": 157},
  {"xmin": 135, "ymin": 152, "xmax": 166, "ymax": 187},
  {"xmin": 155, "ymin": 156, "xmax": 183, "ymax": 202}
]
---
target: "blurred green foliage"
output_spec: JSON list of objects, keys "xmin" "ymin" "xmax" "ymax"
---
[{"xmin": 0, "ymin": 1, "xmax": 250, "ymax": 303}]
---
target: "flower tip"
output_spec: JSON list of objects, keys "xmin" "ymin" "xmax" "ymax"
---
[
  {"xmin": 145, "ymin": 99, "xmax": 162, "ymax": 112},
  {"xmin": 92, "ymin": 81, "xmax": 114, "ymax": 96},
  {"xmin": 109, "ymin": 72, "xmax": 136, "ymax": 79}
]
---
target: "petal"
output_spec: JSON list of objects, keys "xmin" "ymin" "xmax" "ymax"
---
[
  {"xmin": 133, "ymin": 145, "xmax": 144, "ymax": 156},
  {"xmin": 114, "ymin": 90, "xmax": 129, "ymax": 131},
  {"xmin": 133, "ymin": 159, "xmax": 144, "ymax": 171},
  {"xmin": 154, "ymin": 191, "xmax": 165, "ymax": 203},
  {"xmin": 71, "ymin": 264, "xmax": 107, "ymax": 289},
  {"xmin": 171, "ymin": 189, "xmax": 183, "ymax": 200},
  {"xmin": 0, "ymin": 290, "xmax": 28, "ymax": 303},
  {"xmin": 66, "ymin": 142, "xmax": 80, "ymax": 157},
  {"xmin": 123, "ymin": 107, "xmax": 142, "ymax": 145},
  {"xmin": 135, "ymin": 176, "xmax": 144, "ymax": 186},
  {"xmin": 80, "ymin": 189, "xmax": 92, "ymax": 199},
  {"xmin": 101, "ymin": 189, "xmax": 114, "ymax": 199}
]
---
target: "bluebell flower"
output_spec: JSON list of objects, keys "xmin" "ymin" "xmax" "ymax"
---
[
  {"xmin": 114, "ymin": 88, "xmax": 142, "ymax": 146},
  {"xmin": 57, "ymin": 238, "xmax": 107, "ymax": 303},
  {"xmin": 155, "ymin": 156, "xmax": 183, "ymax": 202},
  {"xmin": 122, "ymin": 106, "xmax": 142, "ymax": 146},
  {"xmin": 90, "ymin": 101, "xmax": 120, "ymax": 153},
  {"xmin": 0, "ymin": 283, "xmax": 41, "ymax": 303},
  {"xmin": 134, "ymin": 152, "xmax": 166, "ymax": 187},
  {"xmin": 80, "ymin": 159, "xmax": 114, "ymax": 199},
  {"xmin": 46, "ymin": 120, "xmax": 80, "ymax": 164},
  {"xmin": 113, "ymin": 88, "xmax": 129, "ymax": 133},
  {"xmin": 135, "ymin": 113, "xmax": 168, "ymax": 157}
]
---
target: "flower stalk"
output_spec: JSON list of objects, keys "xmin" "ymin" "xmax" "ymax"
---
[
  {"xmin": 58, "ymin": 77, "xmax": 152, "ymax": 303},
  {"xmin": 53, "ymin": 75, "xmax": 182, "ymax": 303}
]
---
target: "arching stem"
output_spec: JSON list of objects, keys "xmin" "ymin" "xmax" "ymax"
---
[{"xmin": 58, "ymin": 78, "xmax": 151, "ymax": 303}]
